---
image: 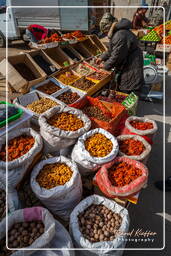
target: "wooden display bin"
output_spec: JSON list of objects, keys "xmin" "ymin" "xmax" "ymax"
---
[
  {"xmin": 43, "ymin": 47, "xmax": 74, "ymax": 68},
  {"xmin": 71, "ymin": 42, "xmax": 92, "ymax": 59},
  {"xmin": 88, "ymin": 34, "xmax": 107, "ymax": 52},
  {"xmin": 81, "ymin": 38, "xmax": 101, "ymax": 56},
  {"xmin": 60, "ymin": 45, "xmax": 83, "ymax": 62},
  {"xmin": 0, "ymin": 54, "xmax": 46, "ymax": 93}
]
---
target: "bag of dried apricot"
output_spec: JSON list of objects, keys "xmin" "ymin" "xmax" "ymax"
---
[
  {"xmin": 94, "ymin": 156, "xmax": 148, "ymax": 198},
  {"xmin": 71, "ymin": 128, "xmax": 119, "ymax": 175},
  {"xmin": 0, "ymin": 128, "xmax": 43, "ymax": 188},
  {"xmin": 31, "ymin": 156, "xmax": 82, "ymax": 221},
  {"xmin": 39, "ymin": 105, "xmax": 91, "ymax": 154}
]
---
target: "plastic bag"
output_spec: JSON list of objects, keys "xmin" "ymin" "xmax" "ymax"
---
[
  {"xmin": 69, "ymin": 194, "xmax": 130, "ymax": 256},
  {"xmin": 39, "ymin": 105, "xmax": 91, "ymax": 154},
  {"xmin": 94, "ymin": 157, "xmax": 149, "ymax": 198},
  {"xmin": 117, "ymin": 134, "xmax": 151, "ymax": 164},
  {"xmin": 122, "ymin": 116, "xmax": 158, "ymax": 144},
  {"xmin": 71, "ymin": 128, "xmax": 119, "ymax": 175},
  {"xmin": 31, "ymin": 156, "xmax": 82, "ymax": 221},
  {"xmin": 0, "ymin": 206, "xmax": 75, "ymax": 256},
  {"xmin": 0, "ymin": 128, "xmax": 43, "ymax": 188}
]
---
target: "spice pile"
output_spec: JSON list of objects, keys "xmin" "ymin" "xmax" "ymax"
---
[
  {"xmin": 85, "ymin": 133, "xmax": 113, "ymax": 157},
  {"xmin": 130, "ymin": 120, "xmax": 153, "ymax": 130},
  {"xmin": 119, "ymin": 139, "xmax": 145, "ymax": 156},
  {"xmin": 0, "ymin": 135, "xmax": 35, "ymax": 161},
  {"xmin": 14, "ymin": 63, "xmax": 36, "ymax": 81},
  {"xmin": 57, "ymin": 91, "xmax": 80, "ymax": 105},
  {"xmin": 83, "ymin": 105, "xmax": 111, "ymax": 121},
  {"xmin": 48, "ymin": 112, "xmax": 84, "ymax": 131},
  {"xmin": 37, "ymin": 81, "xmax": 61, "ymax": 95},
  {"xmin": 0, "ymin": 189, "xmax": 6, "ymax": 221},
  {"xmin": 0, "ymin": 221, "xmax": 44, "ymax": 254},
  {"xmin": 87, "ymin": 71, "xmax": 107, "ymax": 81},
  {"xmin": 27, "ymin": 98, "xmax": 58, "ymax": 114},
  {"xmin": 71, "ymin": 77, "xmax": 95, "ymax": 91},
  {"xmin": 36, "ymin": 163, "xmax": 73, "ymax": 189},
  {"xmin": 56, "ymin": 72, "xmax": 79, "ymax": 85},
  {"xmin": 78, "ymin": 204, "xmax": 122, "ymax": 243},
  {"xmin": 108, "ymin": 162, "xmax": 142, "ymax": 187}
]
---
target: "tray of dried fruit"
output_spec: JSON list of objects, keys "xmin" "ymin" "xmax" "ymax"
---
[
  {"xmin": 13, "ymin": 90, "xmax": 64, "ymax": 126},
  {"xmin": 52, "ymin": 68, "xmax": 82, "ymax": 86}
]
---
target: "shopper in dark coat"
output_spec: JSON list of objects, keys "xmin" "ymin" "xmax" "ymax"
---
[{"xmin": 96, "ymin": 18, "xmax": 144, "ymax": 93}]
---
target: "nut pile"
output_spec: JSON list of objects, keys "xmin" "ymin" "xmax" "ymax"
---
[
  {"xmin": 130, "ymin": 120, "xmax": 153, "ymax": 130},
  {"xmin": 85, "ymin": 133, "xmax": 113, "ymax": 157},
  {"xmin": 0, "ymin": 189, "xmax": 6, "ymax": 221},
  {"xmin": 71, "ymin": 77, "xmax": 95, "ymax": 91},
  {"xmin": 48, "ymin": 112, "xmax": 84, "ymax": 131},
  {"xmin": 108, "ymin": 162, "xmax": 143, "ymax": 187},
  {"xmin": 36, "ymin": 163, "xmax": 73, "ymax": 189},
  {"xmin": 78, "ymin": 204, "xmax": 122, "ymax": 243},
  {"xmin": 27, "ymin": 98, "xmax": 58, "ymax": 114},
  {"xmin": 83, "ymin": 105, "xmax": 111, "ymax": 121},
  {"xmin": 57, "ymin": 91, "xmax": 80, "ymax": 105},
  {"xmin": 56, "ymin": 72, "xmax": 79, "ymax": 85},
  {"xmin": 37, "ymin": 81, "xmax": 61, "ymax": 95},
  {"xmin": 0, "ymin": 221, "xmax": 44, "ymax": 255},
  {"xmin": 0, "ymin": 135, "xmax": 35, "ymax": 161},
  {"xmin": 119, "ymin": 139, "xmax": 145, "ymax": 156}
]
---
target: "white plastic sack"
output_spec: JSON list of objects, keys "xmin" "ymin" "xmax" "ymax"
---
[
  {"xmin": 39, "ymin": 105, "xmax": 91, "ymax": 154},
  {"xmin": 125, "ymin": 116, "xmax": 158, "ymax": 138},
  {"xmin": 71, "ymin": 128, "xmax": 119, "ymax": 175},
  {"xmin": 69, "ymin": 194, "xmax": 130, "ymax": 256},
  {"xmin": 0, "ymin": 206, "xmax": 75, "ymax": 256},
  {"xmin": 0, "ymin": 128, "xmax": 43, "ymax": 188},
  {"xmin": 31, "ymin": 156, "xmax": 82, "ymax": 221},
  {"xmin": 117, "ymin": 134, "xmax": 151, "ymax": 164}
]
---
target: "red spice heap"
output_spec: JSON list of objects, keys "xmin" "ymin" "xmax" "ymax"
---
[
  {"xmin": 108, "ymin": 162, "xmax": 142, "ymax": 187},
  {"xmin": 119, "ymin": 139, "xmax": 145, "ymax": 156},
  {"xmin": 130, "ymin": 120, "xmax": 153, "ymax": 130},
  {"xmin": 0, "ymin": 135, "xmax": 35, "ymax": 162}
]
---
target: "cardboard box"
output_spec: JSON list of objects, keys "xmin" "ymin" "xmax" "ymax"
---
[{"xmin": 0, "ymin": 54, "xmax": 47, "ymax": 93}]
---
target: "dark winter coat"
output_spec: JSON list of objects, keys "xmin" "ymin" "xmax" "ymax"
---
[{"xmin": 101, "ymin": 18, "xmax": 144, "ymax": 92}]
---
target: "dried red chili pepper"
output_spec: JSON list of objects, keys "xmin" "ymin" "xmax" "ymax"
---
[
  {"xmin": 130, "ymin": 120, "xmax": 153, "ymax": 130},
  {"xmin": 119, "ymin": 139, "xmax": 145, "ymax": 156},
  {"xmin": 108, "ymin": 162, "xmax": 142, "ymax": 187}
]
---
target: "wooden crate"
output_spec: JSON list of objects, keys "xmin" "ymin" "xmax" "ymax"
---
[
  {"xmin": 71, "ymin": 42, "xmax": 92, "ymax": 59},
  {"xmin": 60, "ymin": 45, "xmax": 83, "ymax": 62},
  {"xmin": 81, "ymin": 38, "xmax": 101, "ymax": 56},
  {"xmin": 88, "ymin": 34, "xmax": 108, "ymax": 52}
]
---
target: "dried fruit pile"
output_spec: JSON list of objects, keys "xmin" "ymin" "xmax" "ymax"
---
[
  {"xmin": 108, "ymin": 162, "xmax": 142, "ymax": 187},
  {"xmin": 0, "ymin": 221, "xmax": 44, "ymax": 255},
  {"xmin": 87, "ymin": 71, "xmax": 107, "ymax": 81},
  {"xmin": 36, "ymin": 163, "xmax": 73, "ymax": 189},
  {"xmin": 39, "ymin": 33, "xmax": 64, "ymax": 44},
  {"xmin": 85, "ymin": 133, "xmax": 113, "ymax": 157},
  {"xmin": 56, "ymin": 72, "xmax": 79, "ymax": 85},
  {"xmin": 37, "ymin": 81, "xmax": 61, "ymax": 95},
  {"xmin": 57, "ymin": 91, "xmax": 80, "ymax": 105},
  {"xmin": 71, "ymin": 77, "xmax": 95, "ymax": 91},
  {"xmin": 48, "ymin": 112, "xmax": 84, "ymax": 131},
  {"xmin": 130, "ymin": 120, "xmax": 153, "ymax": 130},
  {"xmin": 0, "ymin": 135, "xmax": 35, "ymax": 161},
  {"xmin": 119, "ymin": 139, "xmax": 145, "ymax": 156},
  {"xmin": 27, "ymin": 98, "xmax": 58, "ymax": 114},
  {"xmin": 78, "ymin": 204, "xmax": 122, "ymax": 243},
  {"xmin": 83, "ymin": 105, "xmax": 111, "ymax": 121},
  {"xmin": 74, "ymin": 64, "xmax": 93, "ymax": 76},
  {"xmin": 0, "ymin": 189, "xmax": 6, "ymax": 221},
  {"xmin": 72, "ymin": 30, "xmax": 86, "ymax": 40}
]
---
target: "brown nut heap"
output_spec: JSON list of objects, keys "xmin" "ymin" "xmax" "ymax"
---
[
  {"xmin": 0, "ymin": 189, "xmax": 6, "ymax": 221},
  {"xmin": 0, "ymin": 221, "xmax": 44, "ymax": 255},
  {"xmin": 37, "ymin": 81, "xmax": 61, "ymax": 95},
  {"xmin": 78, "ymin": 204, "xmax": 122, "ymax": 243},
  {"xmin": 71, "ymin": 77, "xmax": 95, "ymax": 91},
  {"xmin": 83, "ymin": 105, "xmax": 111, "ymax": 122},
  {"xmin": 27, "ymin": 98, "xmax": 58, "ymax": 114},
  {"xmin": 57, "ymin": 91, "xmax": 80, "ymax": 105},
  {"xmin": 48, "ymin": 112, "xmax": 84, "ymax": 131},
  {"xmin": 36, "ymin": 163, "xmax": 73, "ymax": 189},
  {"xmin": 85, "ymin": 133, "xmax": 113, "ymax": 157}
]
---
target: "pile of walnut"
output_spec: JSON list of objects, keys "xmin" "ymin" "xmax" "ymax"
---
[
  {"xmin": 0, "ymin": 221, "xmax": 44, "ymax": 255},
  {"xmin": 0, "ymin": 189, "xmax": 6, "ymax": 221},
  {"xmin": 78, "ymin": 204, "xmax": 122, "ymax": 243}
]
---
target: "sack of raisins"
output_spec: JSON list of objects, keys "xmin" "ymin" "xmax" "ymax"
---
[
  {"xmin": 69, "ymin": 194, "xmax": 129, "ymax": 256},
  {"xmin": 71, "ymin": 128, "xmax": 119, "ymax": 175},
  {"xmin": 31, "ymin": 156, "xmax": 82, "ymax": 221},
  {"xmin": 0, "ymin": 128, "xmax": 43, "ymax": 188},
  {"xmin": 0, "ymin": 206, "xmax": 75, "ymax": 256},
  {"xmin": 39, "ymin": 105, "xmax": 91, "ymax": 154},
  {"xmin": 117, "ymin": 134, "xmax": 151, "ymax": 164}
]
